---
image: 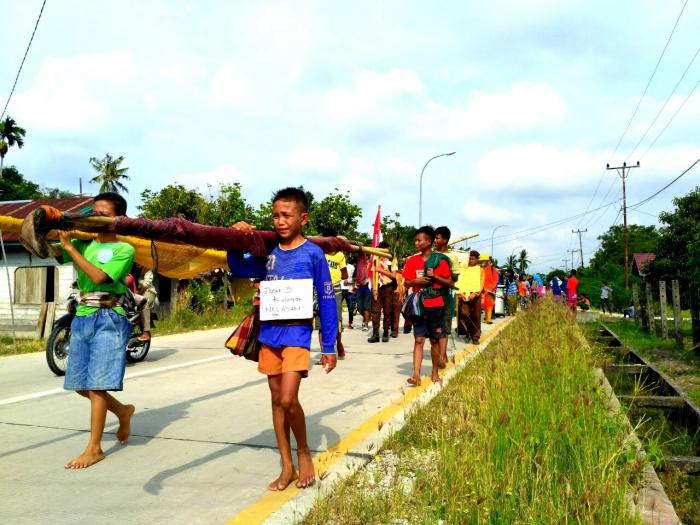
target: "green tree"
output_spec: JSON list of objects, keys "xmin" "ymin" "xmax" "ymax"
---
[
  {"xmin": 199, "ymin": 183, "xmax": 253, "ymax": 227},
  {"xmin": 139, "ymin": 184, "xmax": 205, "ymax": 222},
  {"xmin": 505, "ymin": 254, "xmax": 518, "ymax": 270},
  {"xmin": 517, "ymin": 249, "xmax": 530, "ymax": 274},
  {"xmin": 648, "ymin": 187, "xmax": 700, "ymax": 308},
  {"xmin": 0, "ymin": 116, "xmax": 26, "ymax": 180},
  {"xmin": 381, "ymin": 213, "xmax": 416, "ymax": 259},
  {"xmin": 250, "ymin": 200, "xmax": 275, "ymax": 231},
  {"xmin": 89, "ymin": 153, "xmax": 130, "ymax": 193},
  {"xmin": 309, "ymin": 188, "xmax": 362, "ymax": 238},
  {"xmin": 588, "ymin": 224, "xmax": 660, "ymax": 272},
  {"xmin": 0, "ymin": 165, "xmax": 41, "ymax": 200},
  {"xmin": 41, "ymin": 187, "xmax": 75, "ymax": 198}
]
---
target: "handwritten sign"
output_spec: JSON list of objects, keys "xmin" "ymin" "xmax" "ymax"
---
[{"xmin": 259, "ymin": 279, "xmax": 314, "ymax": 321}]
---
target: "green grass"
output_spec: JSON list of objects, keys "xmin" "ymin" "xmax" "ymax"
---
[
  {"xmin": 302, "ymin": 300, "xmax": 641, "ymax": 524},
  {"xmin": 0, "ymin": 336, "xmax": 45, "ymax": 356},
  {"xmin": 153, "ymin": 300, "xmax": 249, "ymax": 336}
]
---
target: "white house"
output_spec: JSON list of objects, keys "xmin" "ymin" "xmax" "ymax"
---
[{"xmin": 0, "ymin": 197, "xmax": 94, "ymax": 338}]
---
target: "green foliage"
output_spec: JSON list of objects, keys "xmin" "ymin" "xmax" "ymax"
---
[
  {"xmin": 308, "ymin": 188, "xmax": 362, "ymax": 237},
  {"xmin": 517, "ymin": 248, "xmax": 530, "ymax": 274},
  {"xmin": 89, "ymin": 153, "xmax": 131, "ymax": 193},
  {"xmin": 250, "ymin": 200, "xmax": 275, "ymax": 231},
  {"xmin": 198, "ymin": 182, "xmax": 254, "ymax": 227},
  {"xmin": 0, "ymin": 165, "xmax": 41, "ymax": 199},
  {"xmin": 588, "ymin": 224, "xmax": 660, "ymax": 271},
  {"xmin": 0, "ymin": 116, "xmax": 26, "ymax": 160},
  {"xmin": 380, "ymin": 212, "xmax": 416, "ymax": 259},
  {"xmin": 648, "ymin": 187, "xmax": 700, "ymax": 307},
  {"xmin": 505, "ymin": 254, "xmax": 518, "ymax": 270},
  {"xmin": 139, "ymin": 184, "xmax": 206, "ymax": 221},
  {"xmin": 545, "ymin": 268, "xmax": 566, "ymax": 283}
]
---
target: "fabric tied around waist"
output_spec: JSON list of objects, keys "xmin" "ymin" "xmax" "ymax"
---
[{"xmin": 79, "ymin": 291, "xmax": 123, "ymax": 308}]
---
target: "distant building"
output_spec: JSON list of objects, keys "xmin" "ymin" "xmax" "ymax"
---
[
  {"xmin": 0, "ymin": 197, "xmax": 94, "ymax": 337},
  {"xmin": 632, "ymin": 252, "xmax": 656, "ymax": 278}
]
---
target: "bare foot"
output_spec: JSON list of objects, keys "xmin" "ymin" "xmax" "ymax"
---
[
  {"xmin": 64, "ymin": 448, "xmax": 105, "ymax": 469},
  {"xmin": 296, "ymin": 449, "xmax": 315, "ymax": 488},
  {"xmin": 117, "ymin": 404, "xmax": 135, "ymax": 444},
  {"xmin": 407, "ymin": 376, "xmax": 421, "ymax": 387},
  {"xmin": 431, "ymin": 374, "xmax": 443, "ymax": 384},
  {"xmin": 267, "ymin": 467, "xmax": 298, "ymax": 491}
]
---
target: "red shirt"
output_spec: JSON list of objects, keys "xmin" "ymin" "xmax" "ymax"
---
[
  {"xmin": 402, "ymin": 253, "xmax": 451, "ymax": 308},
  {"xmin": 567, "ymin": 276, "xmax": 579, "ymax": 297}
]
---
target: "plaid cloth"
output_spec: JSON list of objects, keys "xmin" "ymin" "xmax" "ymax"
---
[{"xmin": 225, "ymin": 310, "xmax": 261, "ymax": 362}]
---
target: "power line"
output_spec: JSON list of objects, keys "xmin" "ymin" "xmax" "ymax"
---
[
  {"xmin": 639, "ymin": 78, "xmax": 700, "ymax": 161},
  {"xmin": 609, "ymin": 0, "xmax": 689, "ymax": 161},
  {"xmin": 470, "ymin": 198, "xmax": 621, "ymax": 247},
  {"xmin": 0, "ymin": 0, "xmax": 47, "ymax": 120},
  {"xmin": 575, "ymin": 0, "xmax": 688, "ymax": 235},
  {"xmin": 630, "ymin": 157, "xmax": 700, "ymax": 209},
  {"xmin": 626, "ymin": 46, "xmax": 700, "ymax": 161}
]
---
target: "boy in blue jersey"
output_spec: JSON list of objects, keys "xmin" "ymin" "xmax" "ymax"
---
[{"xmin": 228, "ymin": 187, "xmax": 338, "ymax": 491}]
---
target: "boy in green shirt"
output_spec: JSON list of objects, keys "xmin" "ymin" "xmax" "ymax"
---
[{"xmin": 52, "ymin": 192, "xmax": 136, "ymax": 469}]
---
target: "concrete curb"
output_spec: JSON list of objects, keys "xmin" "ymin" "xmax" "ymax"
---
[{"xmin": 261, "ymin": 318, "xmax": 514, "ymax": 524}]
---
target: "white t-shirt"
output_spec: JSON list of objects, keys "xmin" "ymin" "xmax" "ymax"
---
[{"xmin": 340, "ymin": 263, "xmax": 355, "ymax": 291}]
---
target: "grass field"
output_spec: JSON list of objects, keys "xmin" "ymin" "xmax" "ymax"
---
[
  {"xmin": 0, "ymin": 336, "xmax": 44, "ymax": 356},
  {"xmin": 303, "ymin": 300, "xmax": 641, "ymax": 524}
]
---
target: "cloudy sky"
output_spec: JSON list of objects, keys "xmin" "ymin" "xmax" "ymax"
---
[{"xmin": 1, "ymin": 0, "xmax": 698, "ymax": 272}]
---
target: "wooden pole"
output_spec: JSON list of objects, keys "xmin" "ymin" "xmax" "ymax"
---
[
  {"xmin": 672, "ymin": 280, "xmax": 683, "ymax": 348},
  {"xmin": 645, "ymin": 282, "xmax": 655, "ymax": 335},
  {"xmin": 632, "ymin": 283, "xmax": 641, "ymax": 326},
  {"xmin": 659, "ymin": 281, "xmax": 668, "ymax": 340},
  {"xmin": 692, "ymin": 282, "xmax": 700, "ymax": 354}
]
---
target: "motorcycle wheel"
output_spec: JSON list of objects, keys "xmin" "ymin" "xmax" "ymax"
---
[
  {"xmin": 126, "ymin": 337, "xmax": 151, "ymax": 363},
  {"xmin": 46, "ymin": 318, "xmax": 72, "ymax": 376}
]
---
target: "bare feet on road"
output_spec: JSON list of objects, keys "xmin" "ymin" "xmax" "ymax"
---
[
  {"xmin": 64, "ymin": 448, "xmax": 105, "ymax": 469},
  {"xmin": 267, "ymin": 467, "xmax": 298, "ymax": 491},
  {"xmin": 407, "ymin": 376, "xmax": 421, "ymax": 387},
  {"xmin": 296, "ymin": 449, "xmax": 315, "ymax": 488},
  {"xmin": 117, "ymin": 404, "xmax": 135, "ymax": 444}
]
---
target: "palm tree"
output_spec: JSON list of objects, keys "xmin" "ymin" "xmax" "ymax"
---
[
  {"xmin": 0, "ymin": 116, "xmax": 26, "ymax": 179},
  {"xmin": 505, "ymin": 254, "xmax": 517, "ymax": 269},
  {"xmin": 89, "ymin": 153, "xmax": 130, "ymax": 193},
  {"xmin": 517, "ymin": 249, "xmax": 531, "ymax": 274}
]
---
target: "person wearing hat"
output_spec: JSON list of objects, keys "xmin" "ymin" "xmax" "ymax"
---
[{"xmin": 479, "ymin": 253, "xmax": 499, "ymax": 324}]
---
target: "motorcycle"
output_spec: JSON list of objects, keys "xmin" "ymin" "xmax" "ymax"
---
[{"xmin": 45, "ymin": 288, "xmax": 156, "ymax": 376}]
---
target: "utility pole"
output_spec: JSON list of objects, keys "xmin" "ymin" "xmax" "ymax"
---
[
  {"xmin": 571, "ymin": 229, "xmax": 587, "ymax": 267},
  {"xmin": 606, "ymin": 161, "xmax": 640, "ymax": 289},
  {"xmin": 567, "ymin": 249, "xmax": 577, "ymax": 271},
  {"xmin": 561, "ymin": 259, "xmax": 569, "ymax": 271}
]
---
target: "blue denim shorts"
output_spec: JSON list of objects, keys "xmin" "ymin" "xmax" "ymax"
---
[{"xmin": 64, "ymin": 309, "xmax": 131, "ymax": 391}]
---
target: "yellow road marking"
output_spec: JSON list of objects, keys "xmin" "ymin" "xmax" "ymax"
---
[{"xmin": 227, "ymin": 318, "xmax": 512, "ymax": 524}]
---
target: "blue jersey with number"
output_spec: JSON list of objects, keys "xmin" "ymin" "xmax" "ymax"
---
[{"xmin": 227, "ymin": 240, "xmax": 338, "ymax": 354}]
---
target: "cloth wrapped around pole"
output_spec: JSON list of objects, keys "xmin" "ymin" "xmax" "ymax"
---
[{"xmin": 14, "ymin": 207, "xmax": 391, "ymax": 275}]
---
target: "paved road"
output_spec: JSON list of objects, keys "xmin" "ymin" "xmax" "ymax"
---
[{"xmin": 0, "ymin": 315, "xmax": 506, "ymax": 524}]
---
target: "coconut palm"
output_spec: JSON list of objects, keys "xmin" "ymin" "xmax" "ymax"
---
[
  {"xmin": 0, "ymin": 116, "xmax": 26, "ymax": 179},
  {"xmin": 517, "ymin": 249, "xmax": 531, "ymax": 274},
  {"xmin": 505, "ymin": 254, "xmax": 518, "ymax": 270},
  {"xmin": 89, "ymin": 153, "xmax": 130, "ymax": 193}
]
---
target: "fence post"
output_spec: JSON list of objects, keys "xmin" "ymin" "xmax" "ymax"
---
[
  {"xmin": 692, "ymin": 282, "xmax": 700, "ymax": 355},
  {"xmin": 659, "ymin": 281, "xmax": 668, "ymax": 339},
  {"xmin": 672, "ymin": 280, "xmax": 683, "ymax": 348},
  {"xmin": 632, "ymin": 283, "xmax": 641, "ymax": 326},
  {"xmin": 645, "ymin": 282, "xmax": 655, "ymax": 334}
]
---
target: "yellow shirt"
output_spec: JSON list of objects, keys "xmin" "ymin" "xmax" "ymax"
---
[
  {"xmin": 325, "ymin": 252, "xmax": 347, "ymax": 286},
  {"xmin": 455, "ymin": 265, "xmax": 484, "ymax": 295}
]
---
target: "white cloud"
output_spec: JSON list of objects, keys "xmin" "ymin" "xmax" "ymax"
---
[
  {"xmin": 412, "ymin": 82, "xmax": 566, "ymax": 140},
  {"xmin": 462, "ymin": 199, "xmax": 515, "ymax": 223},
  {"xmin": 173, "ymin": 164, "xmax": 250, "ymax": 190},
  {"xmin": 323, "ymin": 68, "xmax": 423, "ymax": 119},
  {"xmin": 288, "ymin": 145, "xmax": 340, "ymax": 171},
  {"xmin": 12, "ymin": 52, "xmax": 135, "ymax": 132}
]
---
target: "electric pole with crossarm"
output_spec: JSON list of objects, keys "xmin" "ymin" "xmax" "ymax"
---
[
  {"xmin": 572, "ymin": 228, "xmax": 587, "ymax": 267},
  {"xmin": 606, "ymin": 161, "xmax": 640, "ymax": 290}
]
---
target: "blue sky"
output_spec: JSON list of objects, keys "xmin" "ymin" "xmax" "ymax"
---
[{"xmin": 1, "ymin": 0, "xmax": 698, "ymax": 273}]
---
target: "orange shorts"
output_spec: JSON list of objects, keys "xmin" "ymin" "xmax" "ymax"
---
[{"xmin": 257, "ymin": 345, "xmax": 310, "ymax": 377}]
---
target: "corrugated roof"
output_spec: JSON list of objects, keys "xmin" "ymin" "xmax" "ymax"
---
[
  {"xmin": 0, "ymin": 196, "xmax": 93, "ymax": 242},
  {"xmin": 632, "ymin": 252, "xmax": 656, "ymax": 275}
]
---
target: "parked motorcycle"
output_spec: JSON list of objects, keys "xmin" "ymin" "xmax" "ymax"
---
[{"xmin": 45, "ymin": 289, "xmax": 156, "ymax": 376}]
